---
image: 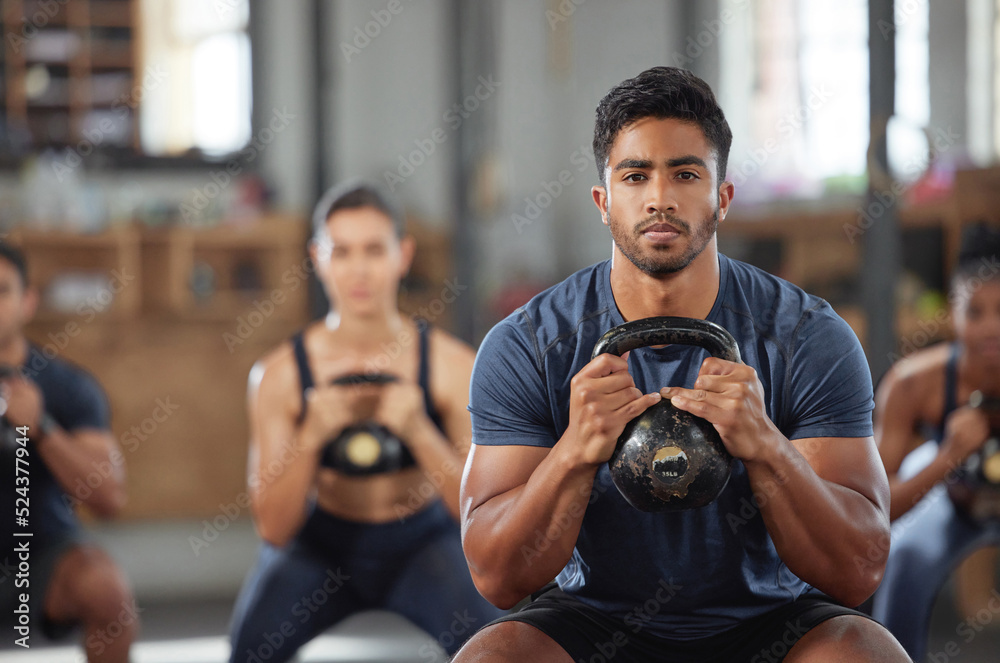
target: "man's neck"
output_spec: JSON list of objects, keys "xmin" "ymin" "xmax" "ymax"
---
[
  {"xmin": 0, "ymin": 335, "xmax": 29, "ymax": 368},
  {"xmin": 609, "ymin": 243, "xmax": 721, "ymax": 322}
]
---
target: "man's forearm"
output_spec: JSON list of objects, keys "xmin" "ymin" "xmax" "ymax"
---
[
  {"xmin": 463, "ymin": 444, "xmax": 598, "ymax": 609},
  {"xmin": 745, "ymin": 435, "xmax": 890, "ymax": 606},
  {"xmin": 34, "ymin": 429, "xmax": 126, "ymax": 516}
]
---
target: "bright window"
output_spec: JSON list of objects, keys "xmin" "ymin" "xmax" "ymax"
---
[
  {"xmin": 138, "ymin": 0, "xmax": 252, "ymax": 157},
  {"xmin": 719, "ymin": 0, "xmax": 930, "ymax": 201}
]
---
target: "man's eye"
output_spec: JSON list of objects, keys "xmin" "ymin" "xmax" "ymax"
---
[
  {"xmin": 624, "ymin": 173, "xmax": 646, "ymax": 182},
  {"xmin": 678, "ymin": 171, "xmax": 698, "ymax": 180}
]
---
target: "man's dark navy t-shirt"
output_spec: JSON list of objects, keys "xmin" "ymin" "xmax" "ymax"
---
[
  {"xmin": 2, "ymin": 347, "xmax": 110, "ymax": 546},
  {"xmin": 468, "ymin": 254, "xmax": 873, "ymax": 639}
]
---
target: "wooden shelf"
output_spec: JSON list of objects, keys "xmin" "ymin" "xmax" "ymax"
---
[
  {"xmin": 9, "ymin": 224, "xmax": 142, "ymax": 319},
  {"xmin": 141, "ymin": 215, "xmax": 310, "ymax": 321},
  {"xmin": 1, "ymin": 0, "xmax": 136, "ymax": 149}
]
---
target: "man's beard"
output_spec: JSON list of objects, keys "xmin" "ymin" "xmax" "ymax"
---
[{"xmin": 608, "ymin": 205, "xmax": 719, "ymax": 275}]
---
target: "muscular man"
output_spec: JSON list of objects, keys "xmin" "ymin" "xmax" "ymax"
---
[
  {"xmin": 871, "ymin": 223, "xmax": 1000, "ymax": 659},
  {"xmin": 228, "ymin": 182, "xmax": 501, "ymax": 663},
  {"xmin": 455, "ymin": 67, "xmax": 909, "ymax": 662},
  {"xmin": 0, "ymin": 242, "xmax": 136, "ymax": 662}
]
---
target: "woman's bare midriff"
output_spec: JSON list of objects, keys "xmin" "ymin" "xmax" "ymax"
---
[{"xmin": 314, "ymin": 466, "xmax": 440, "ymax": 523}]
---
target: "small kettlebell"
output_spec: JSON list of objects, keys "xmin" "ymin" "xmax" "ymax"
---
[
  {"xmin": 321, "ymin": 373, "xmax": 413, "ymax": 475},
  {"xmin": 947, "ymin": 390, "xmax": 1000, "ymax": 520},
  {"xmin": 591, "ymin": 317, "xmax": 742, "ymax": 512}
]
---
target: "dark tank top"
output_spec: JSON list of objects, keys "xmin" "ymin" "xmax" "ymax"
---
[
  {"xmin": 290, "ymin": 319, "xmax": 447, "ymax": 470},
  {"xmin": 930, "ymin": 343, "xmax": 961, "ymax": 445}
]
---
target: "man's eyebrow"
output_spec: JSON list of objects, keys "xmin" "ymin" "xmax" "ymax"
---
[
  {"xmin": 667, "ymin": 155, "xmax": 709, "ymax": 170},
  {"xmin": 612, "ymin": 155, "xmax": 709, "ymax": 172},
  {"xmin": 612, "ymin": 158, "xmax": 653, "ymax": 173}
]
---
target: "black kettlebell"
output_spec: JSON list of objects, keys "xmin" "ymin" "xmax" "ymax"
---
[
  {"xmin": 948, "ymin": 390, "xmax": 1000, "ymax": 521},
  {"xmin": 320, "ymin": 373, "xmax": 414, "ymax": 476},
  {"xmin": 591, "ymin": 317, "xmax": 742, "ymax": 512}
]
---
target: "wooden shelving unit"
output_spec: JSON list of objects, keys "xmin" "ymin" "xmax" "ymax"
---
[
  {"xmin": 10, "ymin": 215, "xmax": 313, "ymax": 519},
  {"xmin": 1, "ymin": 0, "xmax": 136, "ymax": 150},
  {"xmin": 141, "ymin": 215, "xmax": 310, "ymax": 321}
]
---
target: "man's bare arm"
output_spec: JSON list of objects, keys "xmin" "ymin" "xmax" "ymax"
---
[
  {"xmin": 461, "ymin": 353, "xmax": 660, "ymax": 608},
  {"xmin": 745, "ymin": 435, "xmax": 890, "ymax": 606},
  {"xmin": 36, "ymin": 428, "xmax": 126, "ymax": 517},
  {"xmin": 666, "ymin": 358, "xmax": 891, "ymax": 606}
]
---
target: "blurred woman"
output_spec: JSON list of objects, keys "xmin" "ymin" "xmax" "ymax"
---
[
  {"xmin": 872, "ymin": 223, "xmax": 1000, "ymax": 659},
  {"xmin": 228, "ymin": 181, "xmax": 501, "ymax": 663}
]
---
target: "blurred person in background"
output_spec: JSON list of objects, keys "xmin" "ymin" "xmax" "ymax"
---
[
  {"xmin": 0, "ymin": 241, "xmax": 136, "ymax": 663},
  {"xmin": 872, "ymin": 222, "xmax": 1000, "ymax": 659},
  {"xmin": 228, "ymin": 181, "xmax": 502, "ymax": 663}
]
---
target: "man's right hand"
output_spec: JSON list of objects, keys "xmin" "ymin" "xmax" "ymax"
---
[
  {"xmin": 941, "ymin": 405, "xmax": 991, "ymax": 465},
  {"xmin": 563, "ymin": 352, "xmax": 661, "ymax": 466}
]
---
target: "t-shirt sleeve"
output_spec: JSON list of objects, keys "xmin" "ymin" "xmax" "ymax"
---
[
  {"xmin": 781, "ymin": 305, "xmax": 874, "ymax": 440},
  {"xmin": 469, "ymin": 313, "xmax": 558, "ymax": 448},
  {"xmin": 52, "ymin": 368, "xmax": 111, "ymax": 432}
]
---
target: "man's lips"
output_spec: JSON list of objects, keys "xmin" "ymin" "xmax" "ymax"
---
[
  {"xmin": 641, "ymin": 222, "xmax": 682, "ymax": 241},
  {"xmin": 642, "ymin": 222, "xmax": 681, "ymax": 234}
]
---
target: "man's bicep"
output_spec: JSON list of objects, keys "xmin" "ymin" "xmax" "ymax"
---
[
  {"xmin": 792, "ymin": 436, "xmax": 890, "ymax": 510},
  {"xmin": 461, "ymin": 443, "xmax": 550, "ymax": 517}
]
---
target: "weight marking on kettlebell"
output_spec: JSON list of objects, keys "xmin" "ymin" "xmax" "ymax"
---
[
  {"xmin": 983, "ymin": 452, "xmax": 1000, "ymax": 484},
  {"xmin": 345, "ymin": 432, "xmax": 382, "ymax": 467},
  {"xmin": 652, "ymin": 446, "xmax": 688, "ymax": 482}
]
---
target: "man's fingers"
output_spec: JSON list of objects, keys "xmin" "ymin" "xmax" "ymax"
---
[
  {"xmin": 699, "ymin": 356, "xmax": 739, "ymax": 376},
  {"xmin": 582, "ymin": 353, "xmax": 630, "ymax": 378},
  {"xmin": 666, "ymin": 391, "xmax": 724, "ymax": 422},
  {"xmin": 619, "ymin": 391, "xmax": 662, "ymax": 419},
  {"xmin": 599, "ymin": 386, "xmax": 646, "ymax": 413},
  {"xmin": 660, "ymin": 386, "xmax": 711, "ymax": 402}
]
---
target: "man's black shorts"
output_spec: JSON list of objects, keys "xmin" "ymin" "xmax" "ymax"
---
[
  {"xmin": 490, "ymin": 584, "xmax": 877, "ymax": 663},
  {"xmin": 1, "ymin": 532, "xmax": 85, "ymax": 640}
]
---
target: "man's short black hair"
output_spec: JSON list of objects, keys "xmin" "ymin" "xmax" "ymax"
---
[
  {"xmin": 311, "ymin": 179, "xmax": 405, "ymax": 239},
  {"xmin": 0, "ymin": 241, "xmax": 29, "ymax": 288},
  {"xmin": 953, "ymin": 221, "xmax": 1000, "ymax": 287},
  {"xmin": 593, "ymin": 66, "xmax": 732, "ymax": 186}
]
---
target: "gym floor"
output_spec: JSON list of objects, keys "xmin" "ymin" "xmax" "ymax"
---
[{"xmin": 0, "ymin": 519, "xmax": 997, "ymax": 662}]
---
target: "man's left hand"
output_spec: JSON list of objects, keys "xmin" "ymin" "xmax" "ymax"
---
[
  {"xmin": 0, "ymin": 373, "xmax": 44, "ymax": 431},
  {"xmin": 660, "ymin": 357, "xmax": 780, "ymax": 462}
]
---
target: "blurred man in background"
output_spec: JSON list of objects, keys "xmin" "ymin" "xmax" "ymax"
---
[{"xmin": 0, "ymin": 242, "xmax": 136, "ymax": 663}]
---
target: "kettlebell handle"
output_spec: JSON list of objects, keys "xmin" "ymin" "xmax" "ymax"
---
[
  {"xmin": 591, "ymin": 317, "xmax": 741, "ymax": 364},
  {"xmin": 329, "ymin": 373, "xmax": 398, "ymax": 387}
]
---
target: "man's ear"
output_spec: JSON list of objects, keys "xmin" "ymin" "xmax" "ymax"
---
[
  {"xmin": 20, "ymin": 286, "xmax": 38, "ymax": 324},
  {"xmin": 592, "ymin": 184, "xmax": 609, "ymax": 226},
  {"xmin": 718, "ymin": 180, "xmax": 735, "ymax": 223}
]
